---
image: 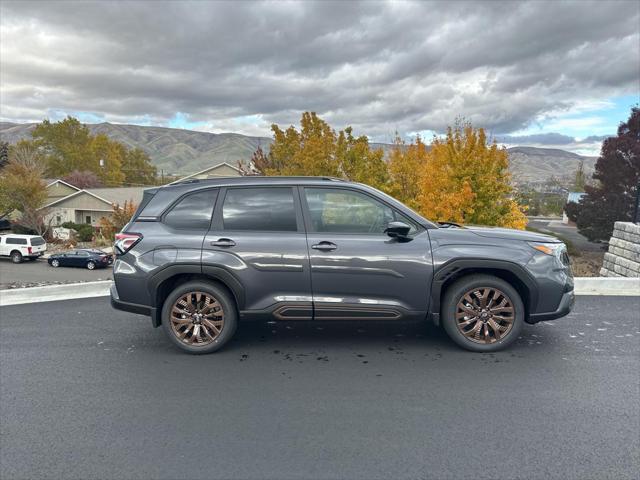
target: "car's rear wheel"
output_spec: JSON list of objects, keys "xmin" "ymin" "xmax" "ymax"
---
[
  {"xmin": 442, "ymin": 274, "xmax": 524, "ymax": 352},
  {"xmin": 10, "ymin": 251, "xmax": 23, "ymax": 264},
  {"xmin": 161, "ymin": 281, "xmax": 238, "ymax": 354},
  {"xmin": 51, "ymin": 259, "xmax": 60, "ymax": 267},
  {"xmin": 86, "ymin": 261, "xmax": 96, "ymax": 270}
]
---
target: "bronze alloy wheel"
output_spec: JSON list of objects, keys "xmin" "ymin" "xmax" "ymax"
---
[
  {"xmin": 170, "ymin": 291, "xmax": 225, "ymax": 347},
  {"xmin": 455, "ymin": 287, "xmax": 515, "ymax": 344}
]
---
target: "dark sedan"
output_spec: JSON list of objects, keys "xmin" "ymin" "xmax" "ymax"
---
[{"xmin": 48, "ymin": 249, "xmax": 113, "ymax": 270}]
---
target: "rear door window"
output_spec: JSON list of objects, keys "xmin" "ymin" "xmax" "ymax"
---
[
  {"xmin": 30, "ymin": 237, "xmax": 46, "ymax": 246},
  {"xmin": 221, "ymin": 187, "xmax": 298, "ymax": 232}
]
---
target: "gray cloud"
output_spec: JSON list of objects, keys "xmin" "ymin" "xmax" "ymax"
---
[{"xmin": 1, "ymin": 0, "xmax": 638, "ymax": 139}]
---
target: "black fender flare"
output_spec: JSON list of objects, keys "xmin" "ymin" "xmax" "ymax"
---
[
  {"xmin": 148, "ymin": 263, "xmax": 246, "ymax": 312},
  {"xmin": 430, "ymin": 258, "xmax": 538, "ymax": 323}
]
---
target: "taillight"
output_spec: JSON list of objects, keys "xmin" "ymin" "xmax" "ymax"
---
[
  {"xmin": 114, "ymin": 233, "xmax": 142, "ymax": 255},
  {"xmin": 28, "ymin": 246, "xmax": 32, "ymax": 254}
]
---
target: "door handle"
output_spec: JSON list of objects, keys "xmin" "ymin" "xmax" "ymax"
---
[
  {"xmin": 312, "ymin": 241, "xmax": 337, "ymax": 251},
  {"xmin": 210, "ymin": 238, "xmax": 236, "ymax": 247}
]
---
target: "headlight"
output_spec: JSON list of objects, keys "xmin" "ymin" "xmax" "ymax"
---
[{"xmin": 528, "ymin": 242, "xmax": 568, "ymax": 264}]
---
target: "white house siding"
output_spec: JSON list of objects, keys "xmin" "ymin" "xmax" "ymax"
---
[{"xmin": 44, "ymin": 207, "xmax": 75, "ymax": 226}]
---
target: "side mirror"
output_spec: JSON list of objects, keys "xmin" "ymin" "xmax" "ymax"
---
[{"xmin": 384, "ymin": 221, "xmax": 412, "ymax": 241}]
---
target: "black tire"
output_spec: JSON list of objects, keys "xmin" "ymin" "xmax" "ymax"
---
[
  {"xmin": 441, "ymin": 274, "xmax": 524, "ymax": 352},
  {"xmin": 51, "ymin": 259, "xmax": 60, "ymax": 268},
  {"xmin": 10, "ymin": 251, "xmax": 23, "ymax": 264},
  {"xmin": 86, "ymin": 261, "xmax": 96, "ymax": 270},
  {"xmin": 161, "ymin": 281, "xmax": 238, "ymax": 354}
]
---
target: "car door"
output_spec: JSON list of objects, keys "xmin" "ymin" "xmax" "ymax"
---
[
  {"xmin": 202, "ymin": 186, "xmax": 312, "ymax": 319},
  {"xmin": 76, "ymin": 250, "xmax": 90, "ymax": 267},
  {"xmin": 301, "ymin": 186, "xmax": 433, "ymax": 321},
  {"xmin": 63, "ymin": 251, "xmax": 78, "ymax": 267}
]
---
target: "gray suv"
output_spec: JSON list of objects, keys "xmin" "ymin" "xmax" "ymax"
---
[{"xmin": 110, "ymin": 176, "xmax": 574, "ymax": 353}]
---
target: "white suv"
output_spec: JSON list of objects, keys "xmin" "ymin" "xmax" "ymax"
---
[{"xmin": 0, "ymin": 234, "xmax": 48, "ymax": 263}]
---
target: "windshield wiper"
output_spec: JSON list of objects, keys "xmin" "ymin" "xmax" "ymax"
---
[{"xmin": 437, "ymin": 221, "xmax": 463, "ymax": 228}]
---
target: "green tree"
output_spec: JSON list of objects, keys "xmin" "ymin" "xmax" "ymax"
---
[
  {"xmin": 0, "ymin": 141, "xmax": 9, "ymax": 169},
  {"xmin": 0, "ymin": 145, "xmax": 49, "ymax": 233},
  {"xmin": 32, "ymin": 117, "xmax": 96, "ymax": 175},
  {"xmin": 573, "ymin": 107, "xmax": 640, "ymax": 241},
  {"xmin": 122, "ymin": 147, "xmax": 157, "ymax": 185},
  {"xmin": 25, "ymin": 116, "xmax": 157, "ymax": 186}
]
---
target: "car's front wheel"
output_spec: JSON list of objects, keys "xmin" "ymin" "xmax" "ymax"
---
[
  {"xmin": 442, "ymin": 274, "xmax": 524, "ymax": 352},
  {"xmin": 51, "ymin": 259, "xmax": 60, "ymax": 268},
  {"xmin": 161, "ymin": 281, "xmax": 238, "ymax": 354}
]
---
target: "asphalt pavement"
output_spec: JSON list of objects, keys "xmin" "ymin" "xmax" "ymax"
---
[
  {"xmin": 1, "ymin": 296, "xmax": 639, "ymax": 480},
  {"xmin": 0, "ymin": 256, "xmax": 112, "ymax": 288}
]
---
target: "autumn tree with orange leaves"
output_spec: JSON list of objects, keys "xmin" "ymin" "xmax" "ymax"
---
[
  {"xmin": 252, "ymin": 112, "xmax": 526, "ymax": 229},
  {"xmin": 418, "ymin": 122, "xmax": 526, "ymax": 229}
]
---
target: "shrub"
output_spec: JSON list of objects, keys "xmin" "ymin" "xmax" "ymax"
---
[{"xmin": 61, "ymin": 221, "xmax": 95, "ymax": 242}]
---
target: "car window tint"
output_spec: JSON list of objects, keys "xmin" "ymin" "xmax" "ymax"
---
[
  {"xmin": 222, "ymin": 188, "xmax": 297, "ymax": 232},
  {"xmin": 78, "ymin": 251, "xmax": 89, "ymax": 257},
  {"xmin": 6, "ymin": 237, "xmax": 27, "ymax": 245},
  {"xmin": 31, "ymin": 237, "xmax": 46, "ymax": 246},
  {"xmin": 164, "ymin": 189, "xmax": 217, "ymax": 230},
  {"xmin": 305, "ymin": 188, "xmax": 415, "ymax": 234}
]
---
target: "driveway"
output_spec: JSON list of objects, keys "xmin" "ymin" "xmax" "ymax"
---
[{"xmin": 1, "ymin": 296, "xmax": 638, "ymax": 479}]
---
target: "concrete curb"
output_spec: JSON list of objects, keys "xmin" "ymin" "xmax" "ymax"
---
[
  {"xmin": 0, "ymin": 281, "xmax": 112, "ymax": 307},
  {"xmin": 0, "ymin": 277, "xmax": 638, "ymax": 308},
  {"xmin": 573, "ymin": 277, "xmax": 640, "ymax": 296}
]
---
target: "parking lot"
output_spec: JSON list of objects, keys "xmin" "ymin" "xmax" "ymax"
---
[
  {"xmin": 0, "ymin": 257, "xmax": 112, "ymax": 288},
  {"xmin": 1, "ymin": 295, "xmax": 638, "ymax": 479}
]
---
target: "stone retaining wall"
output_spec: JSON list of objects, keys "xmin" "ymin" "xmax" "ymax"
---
[{"xmin": 601, "ymin": 222, "xmax": 640, "ymax": 277}]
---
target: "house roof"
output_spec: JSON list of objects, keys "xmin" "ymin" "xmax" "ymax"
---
[
  {"xmin": 86, "ymin": 187, "xmax": 146, "ymax": 206},
  {"xmin": 43, "ymin": 189, "xmax": 114, "ymax": 209},
  {"xmin": 169, "ymin": 162, "xmax": 243, "ymax": 185},
  {"xmin": 45, "ymin": 179, "xmax": 81, "ymax": 191},
  {"xmin": 43, "ymin": 186, "xmax": 147, "ymax": 209}
]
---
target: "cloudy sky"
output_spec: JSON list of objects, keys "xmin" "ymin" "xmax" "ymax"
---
[{"xmin": 1, "ymin": 0, "xmax": 638, "ymax": 154}]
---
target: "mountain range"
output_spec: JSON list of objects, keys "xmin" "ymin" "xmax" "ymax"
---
[{"xmin": 0, "ymin": 121, "xmax": 597, "ymax": 186}]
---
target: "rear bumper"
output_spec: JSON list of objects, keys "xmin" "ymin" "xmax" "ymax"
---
[
  {"xmin": 528, "ymin": 289, "xmax": 575, "ymax": 323},
  {"xmin": 110, "ymin": 284, "xmax": 159, "ymax": 326}
]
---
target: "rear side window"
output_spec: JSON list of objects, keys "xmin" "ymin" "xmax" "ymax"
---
[
  {"xmin": 6, "ymin": 237, "xmax": 27, "ymax": 245},
  {"xmin": 222, "ymin": 188, "xmax": 297, "ymax": 232},
  {"xmin": 163, "ymin": 189, "xmax": 217, "ymax": 230},
  {"xmin": 30, "ymin": 237, "xmax": 45, "ymax": 246}
]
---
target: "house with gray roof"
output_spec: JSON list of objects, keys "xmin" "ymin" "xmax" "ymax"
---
[{"xmin": 44, "ymin": 182, "xmax": 146, "ymax": 227}]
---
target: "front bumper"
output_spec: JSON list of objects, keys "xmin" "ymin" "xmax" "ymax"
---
[{"xmin": 528, "ymin": 289, "xmax": 575, "ymax": 323}]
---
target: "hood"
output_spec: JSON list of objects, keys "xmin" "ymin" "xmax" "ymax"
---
[{"xmin": 464, "ymin": 226, "xmax": 561, "ymax": 243}]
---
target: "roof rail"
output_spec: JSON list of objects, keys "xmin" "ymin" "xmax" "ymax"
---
[
  {"xmin": 167, "ymin": 175, "xmax": 346, "ymax": 186},
  {"xmin": 172, "ymin": 178, "xmax": 202, "ymax": 185}
]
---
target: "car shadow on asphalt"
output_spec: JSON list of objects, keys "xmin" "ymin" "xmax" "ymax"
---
[{"xmin": 223, "ymin": 319, "xmax": 461, "ymax": 354}]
